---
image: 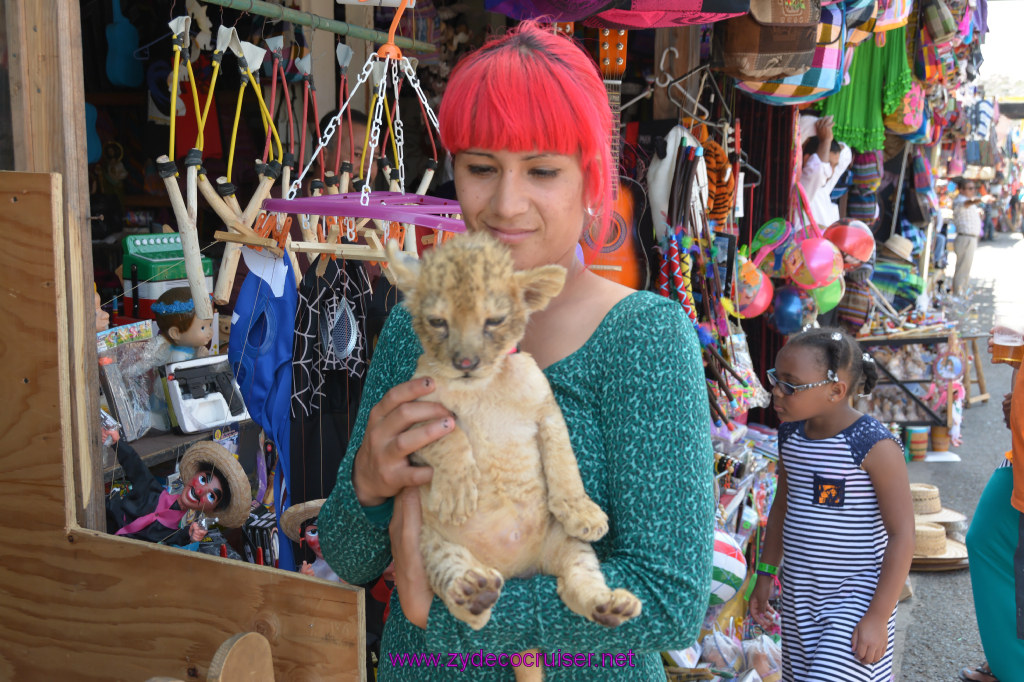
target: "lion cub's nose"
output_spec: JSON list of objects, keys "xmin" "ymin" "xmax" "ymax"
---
[{"xmin": 453, "ymin": 355, "xmax": 480, "ymax": 371}]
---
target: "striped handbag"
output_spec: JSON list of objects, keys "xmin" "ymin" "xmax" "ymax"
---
[{"xmin": 734, "ymin": 4, "xmax": 847, "ymax": 105}]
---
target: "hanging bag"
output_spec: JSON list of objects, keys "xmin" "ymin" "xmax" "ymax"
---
[
  {"xmin": 884, "ymin": 80, "xmax": 926, "ymax": 135},
  {"xmin": 713, "ymin": 0, "xmax": 822, "ymax": 81},
  {"xmin": 735, "ymin": 4, "xmax": 848, "ymax": 105},
  {"xmin": 922, "ymin": 0, "xmax": 958, "ymax": 45},
  {"xmin": 872, "ymin": 0, "xmax": 912, "ymax": 34}
]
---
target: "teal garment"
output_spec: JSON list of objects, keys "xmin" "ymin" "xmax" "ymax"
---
[
  {"xmin": 320, "ymin": 291, "xmax": 715, "ymax": 681},
  {"xmin": 966, "ymin": 466, "xmax": 1024, "ymax": 681}
]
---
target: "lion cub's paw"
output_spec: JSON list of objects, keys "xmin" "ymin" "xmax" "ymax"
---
[
  {"xmin": 444, "ymin": 567, "xmax": 505, "ymax": 630},
  {"xmin": 550, "ymin": 497, "xmax": 609, "ymax": 542},
  {"xmin": 591, "ymin": 588, "xmax": 642, "ymax": 627},
  {"xmin": 428, "ymin": 464, "xmax": 481, "ymax": 525}
]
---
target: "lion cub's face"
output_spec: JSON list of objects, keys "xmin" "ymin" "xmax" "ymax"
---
[{"xmin": 387, "ymin": 233, "xmax": 566, "ymax": 382}]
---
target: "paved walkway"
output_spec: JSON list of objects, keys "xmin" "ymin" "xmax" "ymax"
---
[{"xmin": 895, "ymin": 231, "xmax": 1024, "ymax": 681}]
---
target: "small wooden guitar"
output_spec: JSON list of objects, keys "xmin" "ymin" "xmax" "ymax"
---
[{"xmin": 579, "ymin": 29, "xmax": 652, "ymax": 290}]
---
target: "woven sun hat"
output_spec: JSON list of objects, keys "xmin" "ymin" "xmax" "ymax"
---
[
  {"xmin": 878, "ymin": 234, "xmax": 914, "ymax": 262},
  {"xmin": 913, "ymin": 521, "xmax": 968, "ymax": 560},
  {"xmin": 911, "ymin": 482, "xmax": 967, "ymax": 524},
  {"xmin": 281, "ymin": 499, "xmax": 325, "ymax": 544},
  {"xmin": 179, "ymin": 441, "xmax": 252, "ymax": 528}
]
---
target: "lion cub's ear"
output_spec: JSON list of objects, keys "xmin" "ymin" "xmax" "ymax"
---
[
  {"xmin": 385, "ymin": 239, "xmax": 421, "ymax": 292},
  {"xmin": 517, "ymin": 264, "xmax": 567, "ymax": 313}
]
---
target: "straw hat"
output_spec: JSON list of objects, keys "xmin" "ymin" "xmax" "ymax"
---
[
  {"xmin": 914, "ymin": 521, "xmax": 968, "ymax": 560},
  {"xmin": 911, "ymin": 483, "xmax": 967, "ymax": 524},
  {"xmin": 179, "ymin": 441, "xmax": 252, "ymax": 528},
  {"xmin": 281, "ymin": 499, "xmax": 325, "ymax": 543},
  {"xmin": 878, "ymin": 234, "xmax": 914, "ymax": 262}
]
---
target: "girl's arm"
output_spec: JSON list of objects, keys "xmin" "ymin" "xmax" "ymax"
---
[
  {"xmin": 854, "ymin": 438, "xmax": 914, "ymax": 663},
  {"xmin": 749, "ymin": 459, "xmax": 788, "ymax": 628}
]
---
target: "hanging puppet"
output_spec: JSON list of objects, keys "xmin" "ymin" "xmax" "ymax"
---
[
  {"xmin": 280, "ymin": 499, "xmax": 342, "ymax": 582},
  {"xmin": 106, "ymin": 439, "xmax": 252, "ymax": 545}
]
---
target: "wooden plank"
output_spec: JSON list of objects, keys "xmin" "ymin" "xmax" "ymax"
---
[
  {"xmin": 0, "ymin": 171, "xmax": 365, "ymax": 681},
  {"xmin": 6, "ymin": 0, "xmax": 101, "ymax": 530},
  {"xmin": 652, "ymin": 27, "xmax": 700, "ymax": 121}
]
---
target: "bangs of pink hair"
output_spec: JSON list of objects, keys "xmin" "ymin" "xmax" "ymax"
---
[{"xmin": 438, "ymin": 21, "xmax": 612, "ymax": 232}]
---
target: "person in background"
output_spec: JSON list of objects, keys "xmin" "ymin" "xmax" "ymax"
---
[
  {"xmin": 960, "ymin": 332, "xmax": 1024, "ymax": 682},
  {"xmin": 951, "ymin": 180, "xmax": 990, "ymax": 296},
  {"xmin": 750, "ymin": 328, "xmax": 914, "ymax": 682},
  {"xmin": 800, "ymin": 116, "xmax": 853, "ymax": 228},
  {"xmin": 319, "ymin": 21, "xmax": 714, "ymax": 681}
]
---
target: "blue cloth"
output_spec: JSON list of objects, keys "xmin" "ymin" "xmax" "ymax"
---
[{"xmin": 230, "ymin": 252, "xmax": 297, "ymax": 570}]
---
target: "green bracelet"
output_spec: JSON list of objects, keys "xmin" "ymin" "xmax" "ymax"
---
[{"xmin": 756, "ymin": 561, "xmax": 779, "ymax": 576}]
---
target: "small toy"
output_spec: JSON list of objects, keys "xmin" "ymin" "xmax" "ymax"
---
[
  {"xmin": 280, "ymin": 499, "xmax": 342, "ymax": 582},
  {"xmin": 151, "ymin": 286, "xmax": 214, "ymax": 364}
]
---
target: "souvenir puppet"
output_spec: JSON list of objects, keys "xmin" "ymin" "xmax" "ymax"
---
[
  {"xmin": 106, "ymin": 440, "xmax": 252, "ymax": 545},
  {"xmin": 149, "ymin": 286, "xmax": 214, "ymax": 365},
  {"xmin": 280, "ymin": 499, "xmax": 342, "ymax": 582}
]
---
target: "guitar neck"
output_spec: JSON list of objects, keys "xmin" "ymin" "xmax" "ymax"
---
[{"xmin": 606, "ymin": 80, "xmax": 621, "ymax": 195}]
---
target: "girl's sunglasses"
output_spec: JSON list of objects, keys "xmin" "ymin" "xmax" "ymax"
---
[{"xmin": 766, "ymin": 368, "xmax": 838, "ymax": 396}]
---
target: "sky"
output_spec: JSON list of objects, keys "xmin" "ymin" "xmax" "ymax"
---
[{"xmin": 977, "ymin": 0, "xmax": 1024, "ymax": 99}]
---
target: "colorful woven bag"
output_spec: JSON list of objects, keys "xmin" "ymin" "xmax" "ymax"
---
[
  {"xmin": 872, "ymin": 0, "xmax": 912, "ymax": 34},
  {"xmin": 713, "ymin": 0, "xmax": 822, "ymax": 80},
  {"xmin": 884, "ymin": 80, "xmax": 925, "ymax": 134},
  {"xmin": 851, "ymin": 151, "xmax": 884, "ymax": 193},
  {"xmin": 734, "ymin": 4, "xmax": 847, "ymax": 105}
]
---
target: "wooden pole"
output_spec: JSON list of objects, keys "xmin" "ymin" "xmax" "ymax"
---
[{"xmin": 157, "ymin": 155, "xmax": 213, "ymax": 320}]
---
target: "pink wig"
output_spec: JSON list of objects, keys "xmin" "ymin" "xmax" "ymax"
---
[{"xmin": 438, "ymin": 21, "xmax": 612, "ymax": 234}]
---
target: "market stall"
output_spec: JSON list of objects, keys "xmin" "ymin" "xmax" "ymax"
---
[{"xmin": 0, "ymin": 0, "xmax": 1008, "ymax": 678}]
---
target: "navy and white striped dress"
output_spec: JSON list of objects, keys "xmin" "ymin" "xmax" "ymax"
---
[{"xmin": 778, "ymin": 415, "xmax": 900, "ymax": 682}]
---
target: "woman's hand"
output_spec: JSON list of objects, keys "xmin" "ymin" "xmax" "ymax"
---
[
  {"xmin": 390, "ymin": 487, "xmax": 434, "ymax": 630},
  {"xmin": 748, "ymin": 575, "xmax": 777, "ymax": 629},
  {"xmin": 851, "ymin": 610, "xmax": 888, "ymax": 665},
  {"xmin": 352, "ymin": 377, "xmax": 454, "ymax": 506}
]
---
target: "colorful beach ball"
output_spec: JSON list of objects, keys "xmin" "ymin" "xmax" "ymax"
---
[
  {"xmin": 809, "ymin": 275, "xmax": 846, "ymax": 314},
  {"xmin": 783, "ymin": 237, "xmax": 844, "ymax": 290},
  {"xmin": 710, "ymin": 529, "xmax": 748, "ymax": 606},
  {"xmin": 824, "ymin": 219, "xmax": 875, "ymax": 268},
  {"xmin": 735, "ymin": 259, "xmax": 774, "ymax": 319},
  {"xmin": 768, "ymin": 285, "xmax": 815, "ymax": 336}
]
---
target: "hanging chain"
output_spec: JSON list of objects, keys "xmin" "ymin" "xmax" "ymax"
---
[
  {"xmin": 402, "ymin": 58, "xmax": 441, "ymax": 138},
  {"xmin": 288, "ymin": 57, "xmax": 375, "ymax": 200},
  {"xmin": 391, "ymin": 61, "xmax": 406, "ymax": 193},
  {"xmin": 364, "ymin": 59, "xmax": 391, "ymax": 206}
]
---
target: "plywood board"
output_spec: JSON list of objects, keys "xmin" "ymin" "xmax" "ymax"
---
[{"xmin": 0, "ymin": 172, "xmax": 365, "ymax": 681}]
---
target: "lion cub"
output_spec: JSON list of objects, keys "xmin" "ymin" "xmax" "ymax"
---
[{"xmin": 386, "ymin": 233, "xmax": 642, "ymax": 651}]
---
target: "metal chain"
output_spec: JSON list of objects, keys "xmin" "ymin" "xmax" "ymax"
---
[
  {"xmin": 363, "ymin": 59, "xmax": 390, "ymax": 206},
  {"xmin": 391, "ymin": 62, "xmax": 406, "ymax": 193},
  {"xmin": 402, "ymin": 57, "xmax": 441, "ymax": 137},
  {"xmin": 288, "ymin": 57, "xmax": 375, "ymax": 199}
]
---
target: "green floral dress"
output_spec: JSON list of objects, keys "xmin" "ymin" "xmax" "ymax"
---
[{"xmin": 320, "ymin": 291, "xmax": 714, "ymax": 680}]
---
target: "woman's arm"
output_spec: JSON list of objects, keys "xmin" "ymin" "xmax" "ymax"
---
[
  {"xmin": 425, "ymin": 298, "xmax": 715, "ymax": 653},
  {"xmin": 854, "ymin": 438, "xmax": 914, "ymax": 664}
]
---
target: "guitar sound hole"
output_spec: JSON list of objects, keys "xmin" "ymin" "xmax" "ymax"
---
[{"xmin": 583, "ymin": 213, "xmax": 627, "ymax": 253}]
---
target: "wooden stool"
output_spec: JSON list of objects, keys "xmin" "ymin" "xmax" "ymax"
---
[{"xmin": 962, "ymin": 333, "xmax": 990, "ymax": 408}]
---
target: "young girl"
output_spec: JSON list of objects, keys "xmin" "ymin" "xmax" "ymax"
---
[{"xmin": 750, "ymin": 327, "xmax": 914, "ymax": 682}]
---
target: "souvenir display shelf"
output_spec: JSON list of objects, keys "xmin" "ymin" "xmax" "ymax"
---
[{"xmin": 859, "ymin": 334, "xmax": 954, "ymax": 427}]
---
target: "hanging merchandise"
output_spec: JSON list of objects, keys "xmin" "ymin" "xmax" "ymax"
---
[
  {"xmin": 713, "ymin": 0, "xmax": 822, "ymax": 81},
  {"xmin": 824, "ymin": 218, "xmax": 876, "ymax": 266},
  {"xmin": 809, "ymin": 274, "xmax": 846, "ymax": 313},
  {"xmin": 783, "ymin": 237, "xmax": 844, "ymax": 289},
  {"xmin": 922, "ymin": 0, "xmax": 959, "ymax": 45},
  {"xmin": 750, "ymin": 217, "xmax": 795, "ymax": 279},
  {"xmin": 884, "ymin": 80, "xmax": 926, "ymax": 135},
  {"xmin": 818, "ymin": 25, "xmax": 913, "ymax": 152},
  {"xmin": 734, "ymin": 3, "xmax": 847, "ymax": 106},
  {"xmin": 484, "ymin": 0, "xmax": 751, "ymax": 28},
  {"xmin": 731, "ymin": 254, "xmax": 775, "ymax": 319},
  {"xmin": 768, "ymin": 285, "xmax": 815, "ymax": 335},
  {"xmin": 871, "ymin": 0, "xmax": 913, "ymax": 34}
]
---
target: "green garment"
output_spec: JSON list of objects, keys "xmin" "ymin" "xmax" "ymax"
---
[
  {"xmin": 320, "ymin": 292, "xmax": 715, "ymax": 680},
  {"xmin": 820, "ymin": 26, "xmax": 913, "ymax": 152}
]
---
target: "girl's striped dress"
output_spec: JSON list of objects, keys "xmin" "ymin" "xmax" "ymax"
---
[{"xmin": 777, "ymin": 415, "xmax": 900, "ymax": 682}]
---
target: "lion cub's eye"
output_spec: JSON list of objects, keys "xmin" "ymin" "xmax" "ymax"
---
[
  {"xmin": 484, "ymin": 317, "xmax": 506, "ymax": 327},
  {"xmin": 427, "ymin": 318, "xmax": 448, "ymax": 329}
]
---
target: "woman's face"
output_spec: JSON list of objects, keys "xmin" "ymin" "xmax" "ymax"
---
[{"xmin": 453, "ymin": 149, "xmax": 586, "ymax": 271}]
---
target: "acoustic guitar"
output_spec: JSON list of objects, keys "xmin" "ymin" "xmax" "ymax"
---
[{"xmin": 579, "ymin": 29, "xmax": 652, "ymax": 290}]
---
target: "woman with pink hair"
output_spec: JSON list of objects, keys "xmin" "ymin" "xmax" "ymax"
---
[{"xmin": 320, "ymin": 22, "xmax": 713, "ymax": 680}]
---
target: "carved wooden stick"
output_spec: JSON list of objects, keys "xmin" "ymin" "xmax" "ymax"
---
[{"xmin": 157, "ymin": 154, "xmax": 213, "ymax": 320}]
